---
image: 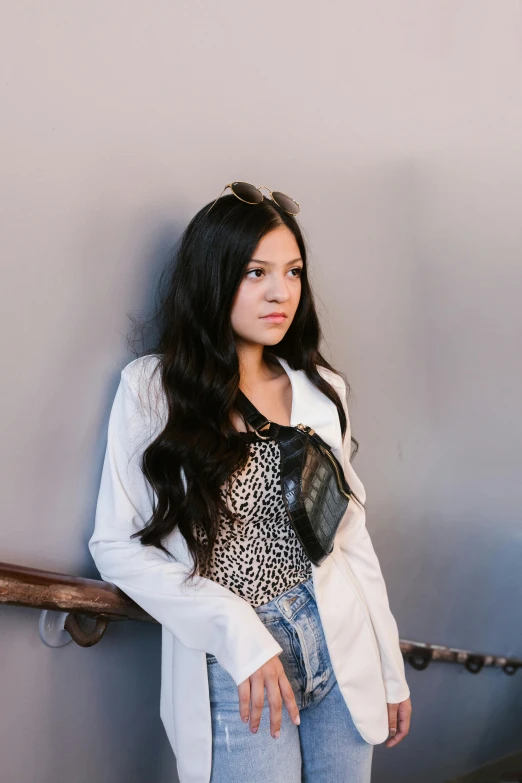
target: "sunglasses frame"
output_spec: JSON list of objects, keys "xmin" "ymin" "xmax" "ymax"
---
[{"xmin": 205, "ymin": 182, "xmax": 300, "ymax": 216}]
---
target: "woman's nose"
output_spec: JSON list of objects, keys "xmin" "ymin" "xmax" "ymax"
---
[{"xmin": 266, "ymin": 277, "xmax": 291, "ymax": 300}]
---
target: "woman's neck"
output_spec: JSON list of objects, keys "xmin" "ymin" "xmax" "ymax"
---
[{"xmin": 236, "ymin": 346, "xmax": 282, "ymax": 388}]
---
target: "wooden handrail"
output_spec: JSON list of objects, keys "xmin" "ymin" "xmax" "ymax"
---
[
  {"xmin": 0, "ymin": 561, "xmax": 521, "ymax": 674},
  {"xmin": 0, "ymin": 561, "xmax": 154, "ymax": 621}
]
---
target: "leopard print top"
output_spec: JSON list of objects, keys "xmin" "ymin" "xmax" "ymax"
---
[{"xmin": 195, "ymin": 433, "xmax": 312, "ymax": 608}]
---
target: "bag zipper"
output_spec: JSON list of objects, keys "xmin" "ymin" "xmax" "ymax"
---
[{"xmin": 296, "ymin": 423, "xmax": 352, "ymax": 501}]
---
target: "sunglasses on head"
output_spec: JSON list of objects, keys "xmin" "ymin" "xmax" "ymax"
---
[{"xmin": 205, "ymin": 182, "xmax": 300, "ymax": 217}]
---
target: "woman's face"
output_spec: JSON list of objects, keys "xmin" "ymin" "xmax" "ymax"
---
[{"xmin": 230, "ymin": 225, "xmax": 303, "ymax": 349}]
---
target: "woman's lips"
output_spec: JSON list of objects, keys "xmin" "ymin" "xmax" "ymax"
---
[{"xmin": 261, "ymin": 314, "xmax": 287, "ymax": 323}]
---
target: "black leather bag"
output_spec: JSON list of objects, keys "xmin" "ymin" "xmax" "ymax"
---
[{"xmin": 235, "ymin": 389, "xmax": 355, "ymax": 566}]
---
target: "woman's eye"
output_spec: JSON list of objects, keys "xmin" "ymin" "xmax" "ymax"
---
[{"xmin": 245, "ymin": 267, "xmax": 303, "ymax": 278}]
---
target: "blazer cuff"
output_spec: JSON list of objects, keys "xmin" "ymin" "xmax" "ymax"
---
[
  {"xmin": 226, "ymin": 638, "xmax": 284, "ymax": 686},
  {"xmin": 384, "ymin": 681, "xmax": 411, "ymax": 703}
]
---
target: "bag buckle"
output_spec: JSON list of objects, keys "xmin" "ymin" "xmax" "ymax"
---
[
  {"xmin": 296, "ymin": 423, "xmax": 316, "ymax": 436},
  {"xmin": 255, "ymin": 421, "xmax": 272, "ymax": 439}
]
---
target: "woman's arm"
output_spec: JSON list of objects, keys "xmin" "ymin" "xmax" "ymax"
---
[
  {"xmin": 334, "ymin": 377, "xmax": 411, "ymax": 704},
  {"xmin": 88, "ymin": 366, "xmax": 283, "ymax": 686}
]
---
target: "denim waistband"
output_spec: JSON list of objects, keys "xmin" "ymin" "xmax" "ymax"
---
[{"xmin": 253, "ymin": 575, "xmax": 315, "ymax": 622}]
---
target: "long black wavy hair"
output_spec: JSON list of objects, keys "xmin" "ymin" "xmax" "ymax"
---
[{"xmin": 127, "ymin": 193, "xmax": 362, "ymax": 583}]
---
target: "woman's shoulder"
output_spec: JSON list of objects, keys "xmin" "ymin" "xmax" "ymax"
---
[
  {"xmin": 121, "ymin": 353, "xmax": 162, "ymax": 388},
  {"xmin": 120, "ymin": 354, "xmax": 166, "ymax": 425},
  {"xmin": 117, "ymin": 354, "xmax": 347, "ymax": 421},
  {"xmin": 316, "ymin": 364, "xmax": 347, "ymax": 396}
]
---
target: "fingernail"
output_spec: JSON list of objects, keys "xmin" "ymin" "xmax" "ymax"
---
[
  {"xmin": 251, "ymin": 727, "xmax": 258, "ymax": 733},
  {"xmin": 273, "ymin": 730, "xmax": 280, "ymax": 739},
  {"xmin": 294, "ymin": 716, "xmax": 301, "ymax": 725}
]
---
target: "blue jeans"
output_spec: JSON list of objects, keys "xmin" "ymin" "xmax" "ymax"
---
[{"xmin": 206, "ymin": 575, "xmax": 374, "ymax": 782}]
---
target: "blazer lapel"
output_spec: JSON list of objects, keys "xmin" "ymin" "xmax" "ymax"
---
[{"xmin": 274, "ymin": 355, "xmax": 344, "ymax": 463}]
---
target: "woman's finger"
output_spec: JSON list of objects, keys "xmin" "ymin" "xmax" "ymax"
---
[
  {"xmin": 385, "ymin": 705, "xmax": 411, "ymax": 747},
  {"xmin": 237, "ymin": 679, "xmax": 251, "ymax": 724},
  {"xmin": 265, "ymin": 675, "xmax": 283, "ymax": 738},
  {"xmin": 248, "ymin": 673, "xmax": 266, "ymax": 734},
  {"xmin": 279, "ymin": 674, "xmax": 300, "ymax": 726}
]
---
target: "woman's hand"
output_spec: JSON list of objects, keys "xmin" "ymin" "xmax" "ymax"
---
[
  {"xmin": 237, "ymin": 654, "xmax": 301, "ymax": 739},
  {"xmin": 385, "ymin": 697, "xmax": 412, "ymax": 747}
]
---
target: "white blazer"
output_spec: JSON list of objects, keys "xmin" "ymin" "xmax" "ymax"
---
[{"xmin": 88, "ymin": 354, "xmax": 410, "ymax": 783}]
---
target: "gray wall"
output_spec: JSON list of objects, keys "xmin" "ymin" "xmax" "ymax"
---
[{"xmin": 1, "ymin": 2, "xmax": 521, "ymax": 781}]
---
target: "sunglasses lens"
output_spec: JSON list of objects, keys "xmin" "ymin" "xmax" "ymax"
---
[
  {"xmin": 271, "ymin": 191, "xmax": 300, "ymax": 215},
  {"xmin": 231, "ymin": 182, "xmax": 263, "ymax": 204}
]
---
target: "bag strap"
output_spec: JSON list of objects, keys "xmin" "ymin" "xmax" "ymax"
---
[
  {"xmin": 235, "ymin": 388, "xmax": 334, "ymax": 450},
  {"xmin": 234, "ymin": 388, "xmax": 271, "ymax": 432}
]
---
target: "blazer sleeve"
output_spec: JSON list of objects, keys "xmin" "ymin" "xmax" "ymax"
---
[
  {"xmin": 88, "ymin": 366, "xmax": 283, "ymax": 687},
  {"xmin": 334, "ymin": 378, "xmax": 411, "ymax": 704}
]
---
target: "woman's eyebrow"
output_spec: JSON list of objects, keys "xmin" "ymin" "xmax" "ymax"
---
[{"xmin": 249, "ymin": 258, "xmax": 303, "ymax": 265}]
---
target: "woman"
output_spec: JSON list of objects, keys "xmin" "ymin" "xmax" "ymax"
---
[{"xmin": 88, "ymin": 183, "xmax": 412, "ymax": 783}]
